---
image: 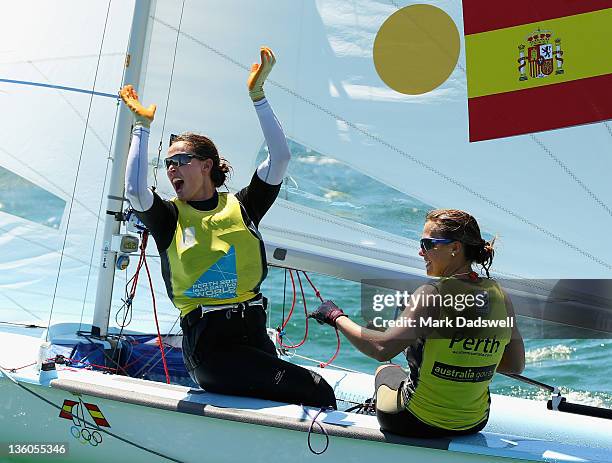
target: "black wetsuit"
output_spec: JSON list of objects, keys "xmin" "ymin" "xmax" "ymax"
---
[{"xmin": 137, "ymin": 173, "xmax": 337, "ymax": 409}]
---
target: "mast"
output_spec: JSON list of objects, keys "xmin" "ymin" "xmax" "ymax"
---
[{"xmin": 92, "ymin": 0, "xmax": 152, "ymax": 337}]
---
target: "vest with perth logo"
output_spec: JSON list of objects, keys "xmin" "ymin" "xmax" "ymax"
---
[
  {"xmin": 406, "ymin": 278, "xmax": 511, "ymax": 430},
  {"xmin": 162, "ymin": 193, "xmax": 267, "ymax": 318}
]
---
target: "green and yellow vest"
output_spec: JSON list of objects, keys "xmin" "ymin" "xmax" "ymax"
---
[
  {"xmin": 161, "ymin": 193, "xmax": 267, "ymax": 318},
  {"xmin": 407, "ymin": 278, "xmax": 512, "ymax": 430}
]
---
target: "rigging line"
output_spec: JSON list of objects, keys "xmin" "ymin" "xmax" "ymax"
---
[
  {"xmin": 153, "ymin": 0, "xmax": 186, "ymax": 188},
  {"xmin": 80, "ymin": 20, "xmax": 132, "ymax": 333},
  {"xmin": 0, "ymin": 366, "xmax": 187, "ymax": 463},
  {"xmin": 28, "ymin": 61, "xmax": 111, "ymax": 151},
  {"xmin": 386, "ymin": 1, "xmax": 612, "ymax": 219},
  {"xmin": 150, "ymin": 17, "xmax": 611, "ymax": 271},
  {"xmin": 0, "ymin": 78, "xmax": 116, "ymax": 99},
  {"xmin": 131, "ymin": 317, "xmax": 181, "ymax": 379},
  {"xmin": 291, "ymin": 353, "xmax": 364, "ymax": 374},
  {"xmin": 282, "ymin": 268, "xmax": 287, "ymax": 331},
  {"xmin": 46, "ymin": 0, "xmax": 114, "ymax": 341}
]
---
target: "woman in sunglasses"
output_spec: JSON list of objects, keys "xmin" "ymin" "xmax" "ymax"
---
[
  {"xmin": 120, "ymin": 47, "xmax": 336, "ymax": 409},
  {"xmin": 310, "ymin": 209, "xmax": 524, "ymax": 437}
]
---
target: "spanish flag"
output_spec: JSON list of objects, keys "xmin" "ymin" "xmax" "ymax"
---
[{"xmin": 463, "ymin": 0, "xmax": 612, "ymax": 142}]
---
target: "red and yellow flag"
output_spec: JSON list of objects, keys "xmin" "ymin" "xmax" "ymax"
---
[{"xmin": 463, "ymin": 0, "xmax": 612, "ymax": 142}]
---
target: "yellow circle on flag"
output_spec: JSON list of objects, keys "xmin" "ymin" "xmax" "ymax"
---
[{"xmin": 374, "ymin": 4, "xmax": 460, "ymax": 95}]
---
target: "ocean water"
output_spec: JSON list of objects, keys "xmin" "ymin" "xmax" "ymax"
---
[{"xmin": 260, "ymin": 267, "xmax": 612, "ymax": 408}]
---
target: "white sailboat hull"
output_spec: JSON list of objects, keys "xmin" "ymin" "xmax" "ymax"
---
[{"xmin": 1, "ymin": 328, "xmax": 611, "ymax": 463}]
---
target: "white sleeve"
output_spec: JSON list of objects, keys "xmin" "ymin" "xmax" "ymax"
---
[
  {"xmin": 124, "ymin": 126, "xmax": 154, "ymax": 212},
  {"xmin": 254, "ymin": 98, "xmax": 291, "ymax": 185}
]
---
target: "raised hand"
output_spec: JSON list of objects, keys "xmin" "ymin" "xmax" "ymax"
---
[
  {"xmin": 308, "ymin": 300, "xmax": 347, "ymax": 328},
  {"xmin": 247, "ymin": 47, "xmax": 276, "ymax": 102},
  {"xmin": 119, "ymin": 84, "xmax": 156, "ymax": 128}
]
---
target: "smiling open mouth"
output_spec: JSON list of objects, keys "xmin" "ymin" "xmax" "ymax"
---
[{"xmin": 172, "ymin": 178, "xmax": 184, "ymax": 193}]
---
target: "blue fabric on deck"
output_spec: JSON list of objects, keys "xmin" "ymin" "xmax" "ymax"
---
[{"xmin": 66, "ymin": 335, "xmax": 196, "ymax": 387}]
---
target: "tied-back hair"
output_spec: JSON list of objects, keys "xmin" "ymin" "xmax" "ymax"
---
[
  {"xmin": 171, "ymin": 132, "xmax": 233, "ymax": 188},
  {"xmin": 426, "ymin": 209, "xmax": 496, "ymax": 278}
]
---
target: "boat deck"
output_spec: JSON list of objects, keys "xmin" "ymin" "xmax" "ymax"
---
[{"xmin": 2, "ymin": 326, "xmax": 612, "ymax": 462}]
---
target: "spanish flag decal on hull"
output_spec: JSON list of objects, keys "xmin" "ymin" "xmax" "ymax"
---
[{"xmin": 463, "ymin": 0, "xmax": 612, "ymax": 142}]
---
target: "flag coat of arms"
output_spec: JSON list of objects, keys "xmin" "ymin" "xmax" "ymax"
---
[{"xmin": 462, "ymin": 0, "xmax": 612, "ymax": 142}]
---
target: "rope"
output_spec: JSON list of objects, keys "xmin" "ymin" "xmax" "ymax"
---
[
  {"xmin": 317, "ymin": 329, "xmax": 340, "ymax": 369},
  {"xmin": 277, "ymin": 270, "xmax": 309, "ymax": 349},
  {"xmin": 307, "ymin": 407, "xmax": 331, "ymax": 455},
  {"xmin": 108, "ymin": 231, "xmax": 147, "ymax": 364},
  {"xmin": 131, "ymin": 318, "xmax": 181, "ymax": 379},
  {"xmin": 0, "ymin": 362, "xmax": 37, "ymax": 372},
  {"xmin": 153, "ymin": 0, "xmax": 186, "ymax": 187},
  {"xmin": 282, "ymin": 268, "xmax": 287, "ymax": 329},
  {"xmin": 302, "ymin": 271, "xmax": 323, "ymax": 302},
  {"xmin": 53, "ymin": 355, "xmax": 120, "ymax": 373},
  {"xmin": 274, "ymin": 270, "xmax": 341, "ymax": 368},
  {"xmin": 46, "ymin": 0, "xmax": 114, "ymax": 340},
  {"xmin": 290, "ymin": 353, "xmax": 363, "ymax": 374},
  {"xmin": 75, "ymin": 332, "xmax": 132, "ymax": 376},
  {"xmin": 141, "ymin": 233, "xmax": 171, "ymax": 384}
]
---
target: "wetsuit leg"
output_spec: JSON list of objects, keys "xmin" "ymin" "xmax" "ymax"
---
[
  {"xmin": 193, "ymin": 344, "xmax": 336, "ymax": 409},
  {"xmin": 183, "ymin": 306, "xmax": 336, "ymax": 409}
]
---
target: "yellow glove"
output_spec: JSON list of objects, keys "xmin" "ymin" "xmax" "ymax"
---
[
  {"xmin": 247, "ymin": 47, "xmax": 276, "ymax": 102},
  {"xmin": 119, "ymin": 84, "xmax": 156, "ymax": 128}
]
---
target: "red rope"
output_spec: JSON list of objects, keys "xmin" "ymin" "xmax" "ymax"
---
[
  {"xmin": 276, "ymin": 270, "xmax": 341, "ymax": 368},
  {"xmin": 277, "ymin": 271, "xmax": 309, "ymax": 349},
  {"xmin": 141, "ymin": 232, "xmax": 171, "ymax": 384},
  {"xmin": 318, "ymin": 328, "xmax": 340, "ymax": 369},
  {"xmin": 51, "ymin": 356, "xmax": 120, "ymax": 372},
  {"xmin": 1, "ymin": 362, "xmax": 37, "ymax": 372},
  {"xmin": 302, "ymin": 271, "xmax": 324, "ymax": 302}
]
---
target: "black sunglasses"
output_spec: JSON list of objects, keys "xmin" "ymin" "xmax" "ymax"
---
[
  {"xmin": 164, "ymin": 153, "xmax": 206, "ymax": 169},
  {"xmin": 420, "ymin": 238, "xmax": 455, "ymax": 252}
]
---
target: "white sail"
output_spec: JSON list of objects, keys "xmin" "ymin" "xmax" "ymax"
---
[
  {"xmin": 140, "ymin": 0, "xmax": 612, "ymax": 286},
  {"xmin": 1, "ymin": 2, "xmax": 611, "ymax": 462},
  {"xmin": 0, "ymin": 1, "xmax": 178, "ymax": 330},
  {"xmin": 2, "ymin": 0, "xmax": 611, "ymax": 329}
]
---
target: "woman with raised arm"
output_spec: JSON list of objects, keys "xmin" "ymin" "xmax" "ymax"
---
[
  {"xmin": 310, "ymin": 209, "xmax": 524, "ymax": 436},
  {"xmin": 120, "ymin": 47, "xmax": 336, "ymax": 409}
]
